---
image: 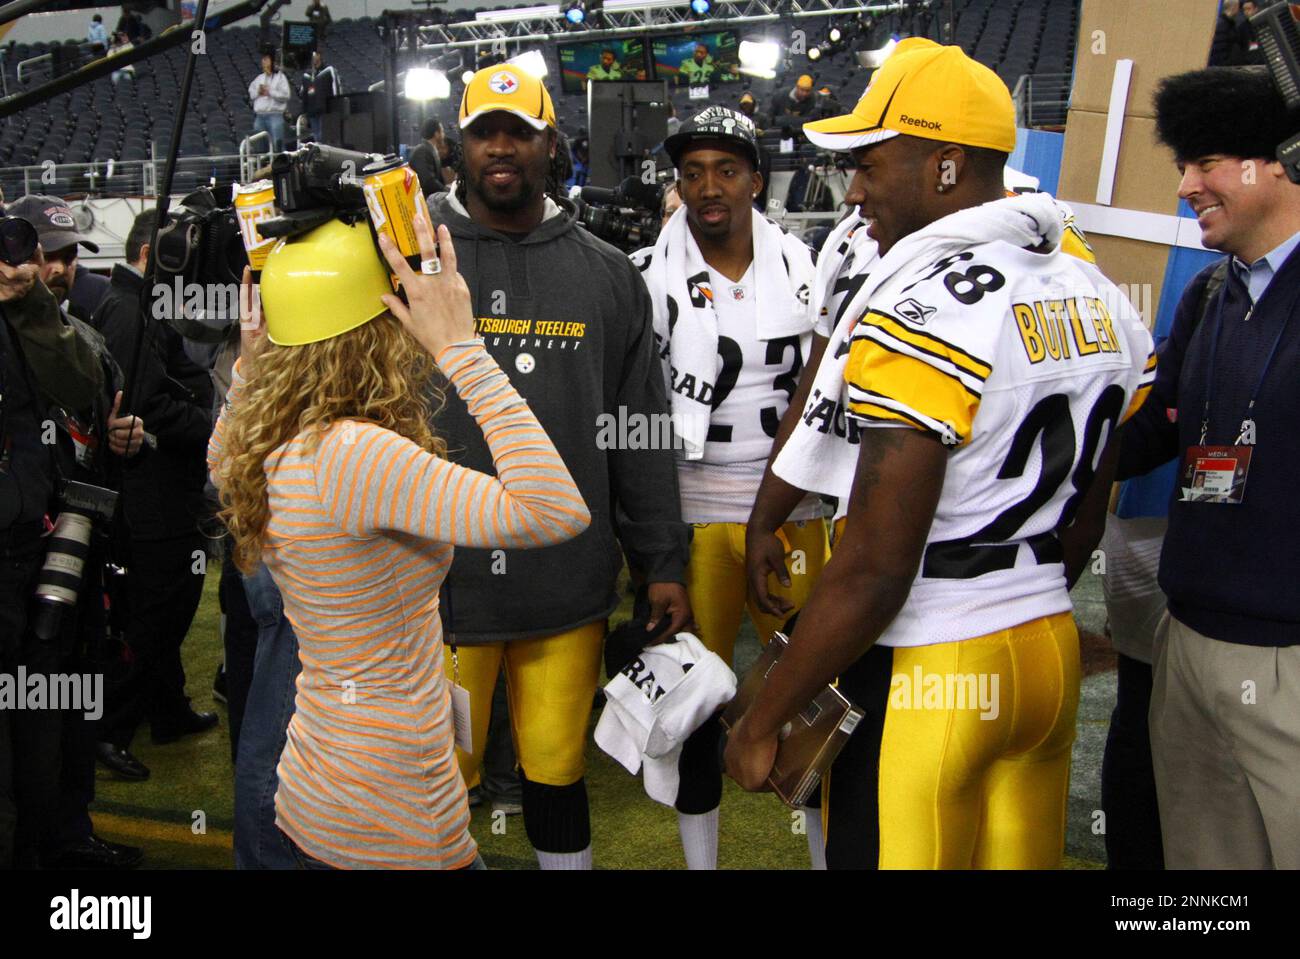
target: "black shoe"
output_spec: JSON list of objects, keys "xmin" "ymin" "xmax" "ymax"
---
[
  {"xmin": 49, "ymin": 834, "xmax": 143, "ymax": 870},
  {"xmin": 151, "ymin": 708, "xmax": 219, "ymax": 744},
  {"xmin": 96, "ymin": 742, "xmax": 151, "ymax": 780},
  {"xmin": 212, "ymin": 663, "xmax": 228, "ymax": 705}
]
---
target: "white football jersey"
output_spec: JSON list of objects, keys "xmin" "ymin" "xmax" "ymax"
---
[
  {"xmin": 843, "ymin": 241, "xmax": 1155, "ymax": 648},
  {"xmin": 701, "ymin": 264, "xmax": 812, "ymax": 465},
  {"xmin": 676, "ymin": 265, "xmax": 820, "ymax": 523}
]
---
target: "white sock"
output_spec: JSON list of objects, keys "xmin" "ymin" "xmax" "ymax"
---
[
  {"xmin": 536, "ymin": 845, "xmax": 592, "ymax": 870},
  {"xmin": 677, "ymin": 808, "xmax": 720, "ymax": 870},
  {"xmin": 802, "ymin": 806, "xmax": 826, "ymax": 870}
]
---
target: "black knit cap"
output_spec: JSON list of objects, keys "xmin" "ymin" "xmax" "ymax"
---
[
  {"xmin": 664, "ymin": 105, "xmax": 760, "ymax": 170},
  {"xmin": 1154, "ymin": 66, "xmax": 1300, "ymax": 162}
]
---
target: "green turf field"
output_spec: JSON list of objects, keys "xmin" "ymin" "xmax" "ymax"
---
[{"xmin": 90, "ymin": 560, "xmax": 1114, "ymax": 869}]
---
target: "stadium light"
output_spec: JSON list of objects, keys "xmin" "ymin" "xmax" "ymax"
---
[
  {"xmin": 462, "ymin": 69, "xmax": 475, "ymax": 84},
  {"xmin": 828, "ymin": 26, "xmax": 842, "ymax": 43},
  {"xmin": 856, "ymin": 36, "xmax": 899, "ymax": 69},
  {"xmin": 738, "ymin": 39, "xmax": 781, "ymax": 73},
  {"xmin": 807, "ymin": 45, "xmax": 822, "ymax": 62},
  {"xmin": 510, "ymin": 50, "xmax": 549, "ymax": 78},
  {"xmin": 404, "ymin": 67, "xmax": 450, "ymax": 101}
]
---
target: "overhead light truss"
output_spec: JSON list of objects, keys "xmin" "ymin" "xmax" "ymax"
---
[{"xmin": 385, "ymin": 0, "xmax": 912, "ymax": 52}]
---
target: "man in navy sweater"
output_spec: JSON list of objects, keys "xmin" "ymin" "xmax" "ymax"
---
[{"xmin": 1120, "ymin": 66, "xmax": 1300, "ymax": 869}]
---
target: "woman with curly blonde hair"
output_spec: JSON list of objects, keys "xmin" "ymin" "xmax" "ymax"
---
[{"xmin": 208, "ymin": 214, "xmax": 589, "ymax": 869}]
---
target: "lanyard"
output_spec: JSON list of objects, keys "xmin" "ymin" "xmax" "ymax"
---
[
  {"xmin": 442, "ymin": 575, "xmax": 458, "ymax": 684},
  {"xmin": 1200, "ymin": 274, "xmax": 1298, "ymax": 444}
]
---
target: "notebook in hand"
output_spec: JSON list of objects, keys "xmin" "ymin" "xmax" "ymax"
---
[{"xmin": 721, "ymin": 631, "xmax": 864, "ymax": 807}]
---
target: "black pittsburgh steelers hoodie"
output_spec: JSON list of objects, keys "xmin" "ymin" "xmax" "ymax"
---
[{"xmin": 426, "ymin": 191, "xmax": 689, "ymax": 643}]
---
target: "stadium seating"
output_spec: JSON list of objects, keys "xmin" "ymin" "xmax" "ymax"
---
[{"xmin": 0, "ymin": 0, "xmax": 1081, "ymax": 199}]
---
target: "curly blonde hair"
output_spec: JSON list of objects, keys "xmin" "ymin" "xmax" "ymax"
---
[{"xmin": 216, "ymin": 313, "xmax": 445, "ymax": 573}]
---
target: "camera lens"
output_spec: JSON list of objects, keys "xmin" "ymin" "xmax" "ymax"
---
[
  {"xmin": 0, "ymin": 216, "xmax": 38, "ymax": 267},
  {"xmin": 35, "ymin": 511, "xmax": 94, "ymax": 607}
]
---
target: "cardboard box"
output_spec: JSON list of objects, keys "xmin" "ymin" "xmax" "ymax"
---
[
  {"xmin": 1087, "ymin": 234, "xmax": 1175, "ymax": 330},
  {"xmin": 1070, "ymin": 0, "xmax": 1221, "ymax": 119},
  {"xmin": 1057, "ymin": 109, "xmax": 1184, "ymax": 215}
]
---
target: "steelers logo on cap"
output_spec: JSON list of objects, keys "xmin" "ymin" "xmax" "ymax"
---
[{"xmin": 489, "ymin": 71, "xmax": 519, "ymax": 95}]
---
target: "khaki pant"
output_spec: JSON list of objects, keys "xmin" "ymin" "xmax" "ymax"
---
[{"xmin": 1150, "ymin": 612, "xmax": 1300, "ymax": 868}]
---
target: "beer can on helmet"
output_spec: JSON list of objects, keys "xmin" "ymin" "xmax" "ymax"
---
[
  {"xmin": 361, "ymin": 157, "xmax": 432, "ymax": 288},
  {"xmin": 232, "ymin": 179, "xmax": 278, "ymax": 278}
]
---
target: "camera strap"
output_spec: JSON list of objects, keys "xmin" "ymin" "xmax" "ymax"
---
[{"xmin": 439, "ymin": 573, "xmax": 473, "ymax": 753}]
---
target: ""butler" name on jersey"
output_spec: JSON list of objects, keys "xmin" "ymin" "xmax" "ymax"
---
[{"xmin": 1012, "ymin": 296, "xmax": 1123, "ymax": 365}]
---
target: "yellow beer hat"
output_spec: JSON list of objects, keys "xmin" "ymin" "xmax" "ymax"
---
[
  {"xmin": 803, "ymin": 38, "xmax": 1015, "ymax": 154},
  {"xmin": 261, "ymin": 218, "xmax": 392, "ymax": 347},
  {"xmin": 459, "ymin": 65, "xmax": 557, "ymax": 131}
]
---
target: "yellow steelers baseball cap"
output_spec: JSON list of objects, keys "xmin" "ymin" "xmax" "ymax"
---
[
  {"xmin": 459, "ymin": 65, "xmax": 557, "ymax": 131},
  {"xmin": 796, "ymin": 74, "xmax": 814, "ymax": 90},
  {"xmin": 803, "ymin": 38, "xmax": 1015, "ymax": 154}
]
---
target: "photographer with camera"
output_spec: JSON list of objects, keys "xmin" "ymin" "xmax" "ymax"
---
[
  {"xmin": 426, "ymin": 66, "xmax": 690, "ymax": 870},
  {"xmin": 0, "ymin": 211, "xmax": 146, "ymax": 869},
  {"xmin": 92, "ymin": 209, "xmax": 218, "ymax": 780},
  {"xmin": 628, "ymin": 104, "xmax": 826, "ymax": 869}
]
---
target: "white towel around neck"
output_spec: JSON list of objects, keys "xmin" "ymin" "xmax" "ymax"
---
[
  {"xmin": 634, "ymin": 206, "xmax": 816, "ymax": 460},
  {"xmin": 772, "ymin": 192, "xmax": 1066, "ymax": 500}
]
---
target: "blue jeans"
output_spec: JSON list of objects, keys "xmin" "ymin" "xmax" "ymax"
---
[
  {"xmin": 252, "ymin": 113, "xmax": 285, "ymax": 152},
  {"xmin": 233, "ymin": 564, "xmax": 301, "ymax": 869}
]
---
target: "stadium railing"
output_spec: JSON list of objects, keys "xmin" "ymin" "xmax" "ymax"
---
[
  {"xmin": 0, "ymin": 154, "xmax": 244, "ymax": 199},
  {"xmin": 1012, "ymin": 72, "xmax": 1072, "ymax": 129}
]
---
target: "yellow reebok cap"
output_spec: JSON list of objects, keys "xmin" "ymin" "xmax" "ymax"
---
[
  {"xmin": 459, "ymin": 66, "xmax": 557, "ymax": 131},
  {"xmin": 803, "ymin": 38, "xmax": 1015, "ymax": 154}
]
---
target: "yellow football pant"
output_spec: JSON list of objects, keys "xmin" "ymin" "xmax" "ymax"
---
[
  {"xmin": 444, "ymin": 621, "xmax": 605, "ymax": 789},
  {"xmin": 684, "ymin": 519, "xmax": 830, "ymax": 665},
  {"xmin": 824, "ymin": 611, "xmax": 1081, "ymax": 869}
]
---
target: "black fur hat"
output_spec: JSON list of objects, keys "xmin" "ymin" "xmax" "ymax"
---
[{"xmin": 1154, "ymin": 66, "xmax": 1300, "ymax": 162}]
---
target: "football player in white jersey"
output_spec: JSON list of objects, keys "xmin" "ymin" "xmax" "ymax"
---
[
  {"xmin": 724, "ymin": 39, "xmax": 1155, "ymax": 868},
  {"xmin": 630, "ymin": 105, "xmax": 830, "ymax": 869}
]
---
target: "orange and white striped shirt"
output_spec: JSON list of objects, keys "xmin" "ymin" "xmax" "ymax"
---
[{"xmin": 208, "ymin": 341, "xmax": 589, "ymax": 868}]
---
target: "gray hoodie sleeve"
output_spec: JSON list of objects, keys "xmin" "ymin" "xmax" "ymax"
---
[{"xmin": 608, "ymin": 258, "xmax": 690, "ymax": 584}]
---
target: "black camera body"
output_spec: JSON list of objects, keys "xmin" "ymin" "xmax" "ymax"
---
[
  {"xmin": 0, "ymin": 215, "xmax": 40, "ymax": 268},
  {"xmin": 1251, "ymin": 2, "xmax": 1300, "ymax": 184},
  {"xmin": 259, "ymin": 143, "xmax": 380, "ymax": 240},
  {"xmin": 575, "ymin": 175, "xmax": 666, "ymax": 252},
  {"xmin": 151, "ymin": 187, "xmax": 249, "ymax": 343}
]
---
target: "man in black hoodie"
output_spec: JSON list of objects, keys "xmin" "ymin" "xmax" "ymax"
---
[{"xmin": 427, "ymin": 66, "xmax": 691, "ymax": 870}]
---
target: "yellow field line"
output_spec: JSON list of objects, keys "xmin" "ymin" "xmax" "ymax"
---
[{"xmin": 92, "ymin": 811, "xmax": 234, "ymax": 851}]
